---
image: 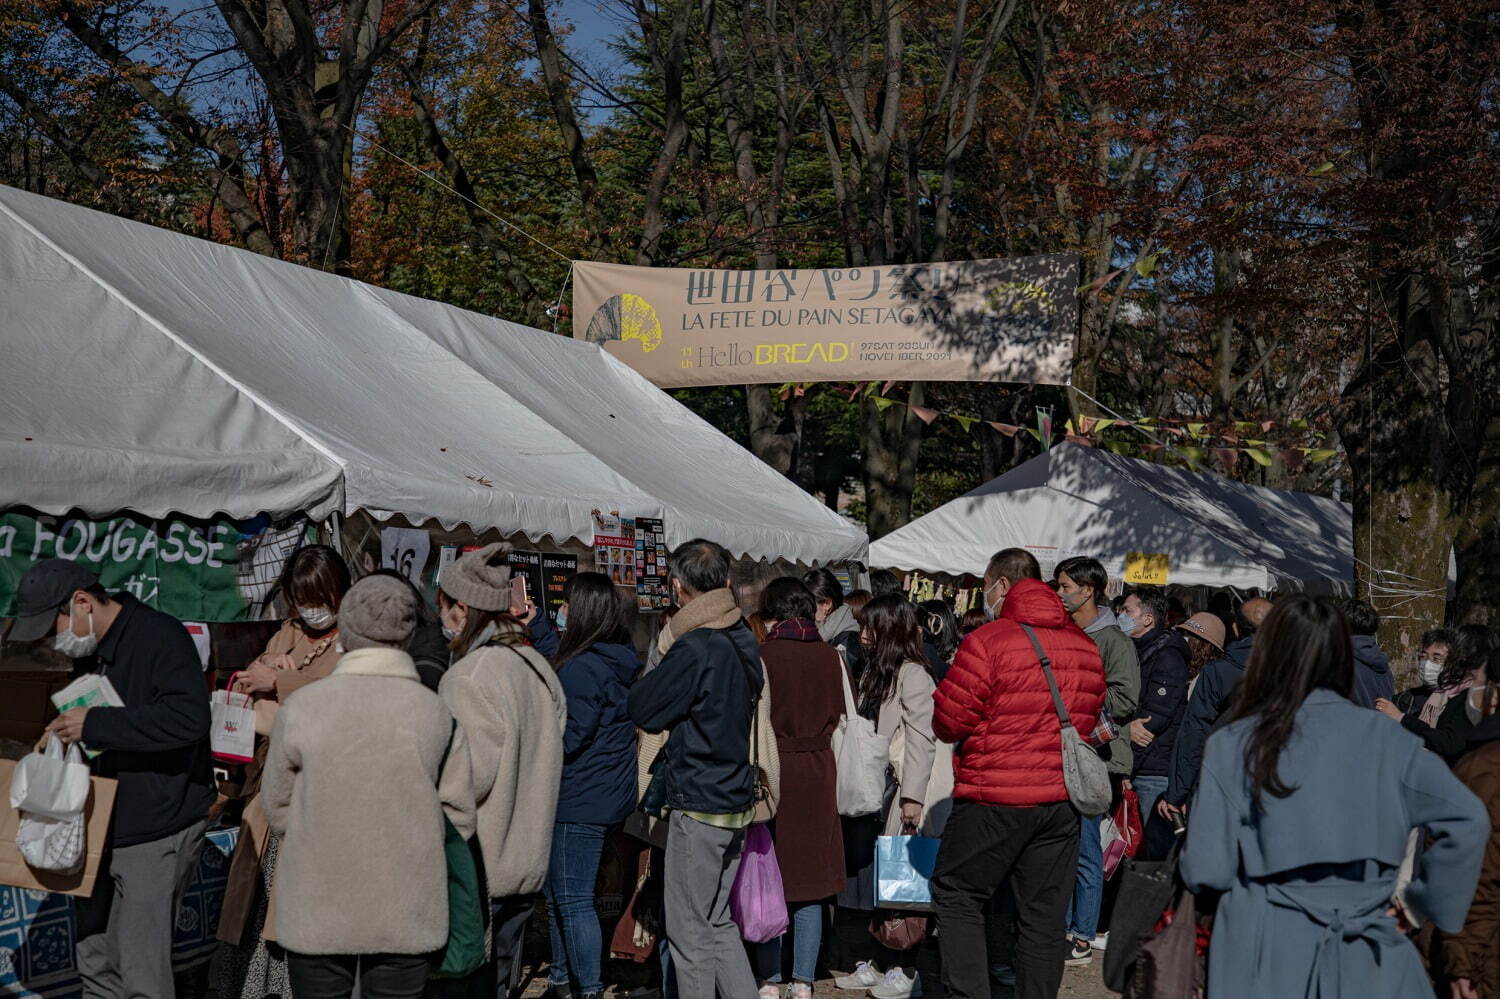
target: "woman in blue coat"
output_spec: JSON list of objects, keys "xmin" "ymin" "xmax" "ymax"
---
[
  {"xmin": 529, "ymin": 572, "xmax": 640, "ymax": 999},
  {"xmin": 1182, "ymin": 594, "xmax": 1489, "ymax": 999}
]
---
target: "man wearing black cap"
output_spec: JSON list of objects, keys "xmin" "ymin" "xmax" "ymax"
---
[{"xmin": 7, "ymin": 558, "xmax": 214, "ymax": 999}]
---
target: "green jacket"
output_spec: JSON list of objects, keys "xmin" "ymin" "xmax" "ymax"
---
[{"xmin": 1084, "ymin": 609, "xmax": 1141, "ymax": 776}]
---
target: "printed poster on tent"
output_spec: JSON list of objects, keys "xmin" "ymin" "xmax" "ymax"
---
[
  {"xmin": 592, "ymin": 511, "xmax": 637, "ymax": 587},
  {"xmin": 633, "ymin": 517, "xmax": 670, "ymax": 612},
  {"xmin": 0, "ymin": 511, "xmax": 308, "ymax": 622}
]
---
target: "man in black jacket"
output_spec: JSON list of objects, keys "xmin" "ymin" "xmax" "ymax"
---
[
  {"xmin": 1120, "ymin": 589, "xmax": 1189, "ymax": 857},
  {"xmin": 628, "ymin": 539, "xmax": 761, "ymax": 999},
  {"xmin": 8, "ymin": 558, "xmax": 213, "ymax": 999}
]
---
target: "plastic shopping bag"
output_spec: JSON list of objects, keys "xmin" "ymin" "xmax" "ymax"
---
[
  {"xmin": 10, "ymin": 735, "xmax": 90, "ymax": 820},
  {"xmin": 16, "ymin": 811, "xmax": 85, "ymax": 874},
  {"xmin": 729, "ymin": 823, "xmax": 789, "ymax": 943},
  {"xmin": 211, "ymin": 676, "xmax": 256, "ymax": 765},
  {"xmin": 875, "ymin": 835, "xmax": 940, "ymax": 910}
]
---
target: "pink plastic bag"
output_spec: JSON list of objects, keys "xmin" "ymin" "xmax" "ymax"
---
[{"xmin": 730, "ymin": 823, "xmax": 789, "ymax": 943}]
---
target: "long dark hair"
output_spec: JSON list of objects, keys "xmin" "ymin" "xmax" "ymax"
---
[
  {"xmin": 918, "ymin": 599, "xmax": 960, "ymax": 665},
  {"xmin": 1439, "ymin": 623, "xmax": 1492, "ymax": 690},
  {"xmin": 553, "ymin": 572, "xmax": 629, "ymax": 668},
  {"xmin": 1227, "ymin": 595, "xmax": 1352, "ymax": 803},
  {"xmin": 858, "ymin": 594, "xmax": 930, "ymax": 706}
]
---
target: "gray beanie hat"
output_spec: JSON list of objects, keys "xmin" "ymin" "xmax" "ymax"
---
[
  {"xmin": 441, "ymin": 542, "xmax": 514, "ymax": 612},
  {"xmin": 340, "ymin": 575, "xmax": 417, "ymax": 651}
]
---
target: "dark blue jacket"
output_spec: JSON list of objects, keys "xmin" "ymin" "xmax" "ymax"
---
[
  {"xmin": 1131, "ymin": 627, "xmax": 1190, "ymax": 778},
  {"xmin": 627, "ymin": 620, "xmax": 763, "ymax": 815},
  {"xmin": 1350, "ymin": 635, "xmax": 1397, "ymax": 710},
  {"xmin": 1166, "ymin": 634, "xmax": 1254, "ymax": 806},
  {"xmin": 529, "ymin": 615, "xmax": 640, "ymax": 824}
]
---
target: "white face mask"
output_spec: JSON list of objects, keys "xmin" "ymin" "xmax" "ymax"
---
[
  {"xmin": 299, "ymin": 606, "xmax": 336, "ymax": 630},
  {"xmin": 54, "ymin": 604, "xmax": 99, "ymax": 659},
  {"xmin": 555, "ymin": 605, "xmax": 568, "ymax": 632},
  {"xmin": 1419, "ymin": 658, "xmax": 1444, "ymax": 686},
  {"xmin": 982, "ymin": 579, "xmax": 1005, "ymax": 620},
  {"xmin": 1116, "ymin": 613, "xmax": 1138, "ymax": 636},
  {"xmin": 441, "ymin": 624, "xmax": 461, "ymax": 641}
]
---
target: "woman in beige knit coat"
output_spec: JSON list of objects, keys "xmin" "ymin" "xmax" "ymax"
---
[
  {"xmin": 437, "ymin": 543, "xmax": 568, "ymax": 995},
  {"xmin": 262, "ymin": 574, "xmax": 475, "ymax": 999}
]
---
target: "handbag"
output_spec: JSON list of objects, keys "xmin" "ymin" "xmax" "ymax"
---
[
  {"xmin": 10, "ymin": 735, "xmax": 91, "ymax": 820},
  {"xmin": 210, "ymin": 674, "xmax": 257, "ymax": 765},
  {"xmin": 1103, "ymin": 841, "xmax": 1185, "ymax": 992},
  {"xmin": 431, "ymin": 726, "xmax": 488, "ymax": 980},
  {"xmin": 831, "ymin": 657, "xmax": 890, "ymax": 817},
  {"xmin": 874, "ymin": 834, "xmax": 940, "ymax": 910},
  {"xmin": 869, "ymin": 911, "xmax": 930, "ymax": 951},
  {"xmin": 729, "ymin": 823, "xmax": 789, "ymax": 943},
  {"xmin": 1123, "ymin": 886, "xmax": 1208, "ymax": 999},
  {"xmin": 1020, "ymin": 624, "xmax": 1111, "ymax": 817}
]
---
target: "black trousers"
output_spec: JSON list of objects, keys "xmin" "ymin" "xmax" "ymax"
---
[
  {"xmin": 286, "ymin": 952, "xmax": 433, "ymax": 999},
  {"xmin": 933, "ymin": 800, "xmax": 1081, "ymax": 999}
]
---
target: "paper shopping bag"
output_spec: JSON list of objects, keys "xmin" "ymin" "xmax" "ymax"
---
[
  {"xmin": 211, "ymin": 681, "xmax": 256, "ymax": 764},
  {"xmin": 0, "ymin": 758, "xmax": 117, "ymax": 897},
  {"xmin": 875, "ymin": 835, "xmax": 940, "ymax": 911}
]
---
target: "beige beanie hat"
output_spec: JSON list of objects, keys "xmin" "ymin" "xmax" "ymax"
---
[
  {"xmin": 340, "ymin": 575, "xmax": 417, "ymax": 651},
  {"xmin": 441, "ymin": 542, "xmax": 514, "ymax": 612}
]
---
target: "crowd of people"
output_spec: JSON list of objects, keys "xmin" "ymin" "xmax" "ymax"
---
[{"xmin": 5, "ymin": 538, "xmax": 1499, "ymax": 999}]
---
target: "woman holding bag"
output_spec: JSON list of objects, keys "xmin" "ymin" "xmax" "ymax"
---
[
  {"xmin": 834, "ymin": 595, "xmax": 942, "ymax": 999},
  {"xmin": 437, "ymin": 543, "xmax": 569, "ymax": 996},
  {"xmin": 752, "ymin": 577, "xmax": 846, "ymax": 999},
  {"xmin": 217, "ymin": 544, "xmax": 351, "ymax": 999}
]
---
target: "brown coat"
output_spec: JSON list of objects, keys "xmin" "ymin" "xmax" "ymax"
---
[
  {"xmin": 1443, "ymin": 739, "xmax": 1500, "ymax": 996},
  {"xmin": 761, "ymin": 633, "xmax": 845, "ymax": 902},
  {"xmin": 216, "ymin": 618, "xmax": 342, "ymax": 946}
]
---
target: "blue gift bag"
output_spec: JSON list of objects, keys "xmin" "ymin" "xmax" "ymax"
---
[{"xmin": 875, "ymin": 835, "xmax": 940, "ymax": 910}]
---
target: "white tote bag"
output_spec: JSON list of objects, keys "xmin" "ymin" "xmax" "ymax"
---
[
  {"xmin": 830, "ymin": 654, "xmax": 890, "ymax": 817},
  {"xmin": 10, "ymin": 734, "xmax": 90, "ymax": 820},
  {"xmin": 211, "ymin": 678, "xmax": 256, "ymax": 764}
]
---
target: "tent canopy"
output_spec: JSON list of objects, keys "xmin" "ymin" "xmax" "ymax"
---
[
  {"xmin": 870, "ymin": 443, "xmax": 1351, "ymax": 592},
  {"xmin": 0, "ymin": 186, "xmax": 866, "ymax": 565}
]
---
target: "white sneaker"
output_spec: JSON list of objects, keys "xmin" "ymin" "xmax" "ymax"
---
[
  {"xmin": 788, "ymin": 985, "xmax": 814, "ymax": 999},
  {"xmin": 833, "ymin": 961, "xmax": 883, "ymax": 990},
  {"xmin": 1093, "ymin": 931, "xmax": 1110, "ymax": 951},
  {"xmin": 869, "ymin": 968, "xmax": 918, "ymax": 999},
  {"xmin": 758, "ymin": 986, "xmax": 780, "ymax": 999}
]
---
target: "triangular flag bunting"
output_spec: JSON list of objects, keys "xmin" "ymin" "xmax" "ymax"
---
[{"xmin": 909, "ymin": 405, "xmax": 939, "ymax": 424}]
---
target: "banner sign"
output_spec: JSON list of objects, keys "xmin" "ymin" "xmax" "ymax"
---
[
  {"xmin": 0, "ymin": 512, "xmax": 260, "ymax": 623},
  {"xmin": 573, "ymin": 255, "xmax": 1078, "ymax": 387}
]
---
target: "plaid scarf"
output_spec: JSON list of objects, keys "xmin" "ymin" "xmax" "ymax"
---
[{"xmin": 767, "ymin": 618, "xmax": 821, "ymax": 642}]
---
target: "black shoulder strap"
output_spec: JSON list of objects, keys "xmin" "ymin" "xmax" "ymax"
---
[{"xmin": 1020, "ymin": 624, "xmax": 1075, "ymax": 733}]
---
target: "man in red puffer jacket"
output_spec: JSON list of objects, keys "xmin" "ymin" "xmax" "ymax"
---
[{"xmin": 932, "ymin": 548, "xmax": 1106, "ymax": 999}]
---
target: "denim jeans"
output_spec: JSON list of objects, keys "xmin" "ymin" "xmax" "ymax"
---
[
  {"xmin": 1132, "ymin": 776, "xmax": 1168, "ymax": 826},
  {"xmin": 1065, "ymin": 814, "xmax": 1103, "ymax": 941},
  {"xmin": 544, "ymin": 822, "xmax": 610, "ymax": 993},
  {"xmin": 1131, "ymin": 775, "xmax": 1174, "ymax": 861},
  {"xmin": 755, "ymin": 901, "xmax": 823, "ymax": 984}
]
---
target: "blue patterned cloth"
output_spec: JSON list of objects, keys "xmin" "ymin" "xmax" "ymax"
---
[{"xmin": 0, "ymin": 827, "xmax": 237, "ymax": 998}]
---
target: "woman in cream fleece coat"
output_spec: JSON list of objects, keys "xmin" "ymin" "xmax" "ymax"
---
[
  {"xmin": 263, "ymin": 575, "xmax": 475, "ymax": 999},
  {"xmin": 437, "ymin": 543, "xmax": 569, "ymax": 993}
]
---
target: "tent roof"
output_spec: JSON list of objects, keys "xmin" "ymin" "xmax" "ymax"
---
[
  {"xmin": 870, "ymin": 443, "xmax": 1351, "ymax": 591},
  {"xmin": 0, "ymin": 186, "xmax": 866, "ymax": 564}
]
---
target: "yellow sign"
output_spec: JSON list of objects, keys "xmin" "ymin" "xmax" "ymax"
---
[{"xmin": 1124, "ymin": 552, "xmax": 1170, "ymax": 586}]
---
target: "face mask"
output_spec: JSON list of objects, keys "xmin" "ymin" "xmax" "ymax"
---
[
  {"xmin": 982, "ymin": 580, "xmax": 1004, "ymax": 620},
  {"xmin": 555, "ymin": 606, "xmax": 568, "ymax": 632},
  {"xmin": 299, "ymin": 606, "xmax": 336, "ymax": 630},
  {"xmin": 1419, "ymin": 658, "xmax": 1444, "ymax": 686},
  {"xmin": 1116, "ymin": 613, "xmax": 1138, "ymax": 636},
  {"xmin": 441, "ymin": 624, "xmax": 460, "ymax": 641},
  {"xmin": 1059, "ymin": 589, "xmax": 1088, "ymax": 614},
  {"xmin": 54, "ymin": 605, "xmax": 99, "ymax": 659}
]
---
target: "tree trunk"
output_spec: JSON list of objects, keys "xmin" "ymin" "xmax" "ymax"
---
[{"xmin": 862, "ymin": 383, "xmax": 925, "ymax": 538}]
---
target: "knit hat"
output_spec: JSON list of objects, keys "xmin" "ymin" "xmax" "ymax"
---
[
  {"xmin": 1177, "ymin": 612, "xmax": 1226, "ymax": 652},
  {"xmin": 340, "ymin": 575, "xmax": 417, "ymax": 651},
  {"xmin": 441, "ymin": 542, "xmax": 514, "ymax": 612}
]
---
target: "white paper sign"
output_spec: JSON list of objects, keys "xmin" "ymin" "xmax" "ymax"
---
[{"xmin": 380, "ymin": 528, "xmax": 431, "ymax": 588}]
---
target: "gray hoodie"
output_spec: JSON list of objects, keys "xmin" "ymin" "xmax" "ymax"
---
[{"xmin": 1084, "ymin": 606, "xmax": 1142, "ymax": 776}]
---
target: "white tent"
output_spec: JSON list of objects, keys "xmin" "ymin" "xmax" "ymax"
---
[
  {"xmin": 870, "ymin": 442, "xmax": 1351, "ymax": 591},
  {"xmin": 0, "ymin": 186, "xmax": 866, "ymax": 564}
]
